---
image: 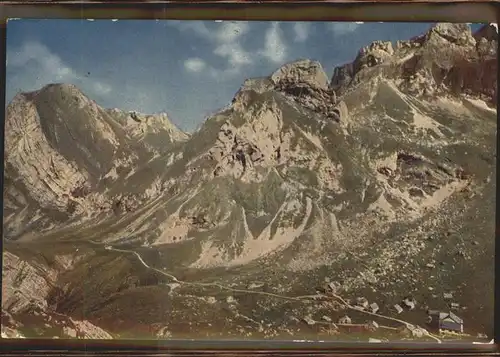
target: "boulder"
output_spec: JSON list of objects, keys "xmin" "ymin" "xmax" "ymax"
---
[{"xmin": 303, "ymin": 315, "xmax": 316, "ymax": 326}]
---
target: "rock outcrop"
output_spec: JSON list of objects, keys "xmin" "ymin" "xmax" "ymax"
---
[
  {"xmin": 270, "ymin": 59, "xmax": 330, "ymax": 90},
  {"xmin": 2, "ymin": 250, "xmax": 113, "ymax": 339},
  {"xmin": 209, "ymin": 98, "xmax": 290, "ymax": 182},
  {"xmin": 331, "ymin": 23, "xmax": 497, "ymax": 105},
  {"xmin": 270, "ymin": 60, "xmax": 341, "ymax": 122},
  {"xmin": 3, "ymin": 84, "xmax": 189, "ymax": 240},
  {"xmin": 106, "ymin": 109, "xmax": 189, "ymax": 150},
  {"xmin": 2, "ymin": 251, "xmax": 56, "ymax": 313}
]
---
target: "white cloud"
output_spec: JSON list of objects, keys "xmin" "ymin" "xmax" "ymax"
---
[
  {"xmin": 8, "ymin": 41, "xmax": 77, "ymax": 81},
  {"xmin": 7, "ymin": 41, "xmax": 112, "ymax": 100},
  {"xmin": 184, "ymin": 57, "xmax": 207, "ymax": 73},
  {"xmin": 171, "ymin": 20, "xmax": 254, "ymax": 76},
  {"xmin": 327, "ymin": 22, "xmax": 362, "ymax": 36},
  {"xmin": 170, "ymin": 20, "xmax": 250, "ymax": 44},
  {"xmin": 167, "ymin": 20, "xmax": 212, "ymax": 40},
  {"xmin": 259, "ymin": 22, "xmax": 287, "ymax": 63},
  {"xmin": 293, "ymin": 22, "xmax": 310, "ymax": 42},
  {"xmin": 212, "ymin": 22, "xmax": 253, "ymax": 75},
  {"xmin": 93, "ymin": 82, "xmax": 112, "ymax": 95},
  {"xmin": 214, "ymin": 42, "xmax": 252, "ymax": 68},
  {"xmin": 215, "ymin": 21, "xmax": 250, "ymax": 43},
  {"xmin": 172, "ymin": 21, "xmax": 305, "ymax": 76}
]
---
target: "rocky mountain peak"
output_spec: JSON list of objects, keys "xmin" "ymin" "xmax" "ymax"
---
[
  {"xmin": 3, "ymin": 83, "xmax": 192, "ymax": 239},
  {"xmin": 267, "ymin": 59, "xmax": 340, "ymax": 122},
  {"xmin": 119, "ymin": 110, "xmax": 190, "ymax": 142},
  {"xmin": 425, "ymin": 23, "xmax": 476, "ymax": 47},
  {"xmin": 353, "ymin": 40, "xmax": 395, "ymax": 74},
  {"xmin": 26, "ymin": 83, "xmax": 91, "ymax": 104},
  {"xmin": 270, "ymin": 59, "xmax": 329, "ymax": 91},
  {"xmin": 358, "ymin": 40, "xmax": 394, "ymax": 60},
  {"xmin": 331, "ymin": 23, "xmax": 496, "ymax": 105},
  {"xmin": 40, "ymin": 82, "xmax": 82, "ymax": 93},
  {"xmin": 362, "ymin": 40, "xmax": 395, "ymax": 55},
  {"xmin": 238, "ymin": 77, "xmax": 274, "ymax": 94},
  {"xmin": 6, "ymin": 84, "xmax": 86, "ymax": 127}
]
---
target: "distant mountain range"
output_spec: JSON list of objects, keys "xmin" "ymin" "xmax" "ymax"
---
[{"xmin": 2, "ymin": 23, "xmax": 497, "ymax": 341}]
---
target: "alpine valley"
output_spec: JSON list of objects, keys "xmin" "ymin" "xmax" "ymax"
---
[{"xmin": 2, "ymin": 23, "xmax": 497, "ymax": 342}]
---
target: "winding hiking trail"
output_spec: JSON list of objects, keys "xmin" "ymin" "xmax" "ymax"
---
[
  {"xmin": 89, "ymin": 240, "xmax": 442, "ymax": 343},
  {"xmin": 97, "ymin": 242, "xmax": 304, "ymax": 302}
]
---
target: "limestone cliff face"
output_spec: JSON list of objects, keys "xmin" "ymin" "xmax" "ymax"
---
[
  {"xmin": 270, "ymin": 59, "xmax": 330, "ymax": 90},
  {"xmin": 270, "ymin": 60, "xmax": 341, "ymax": 122},
  {"xmin": 106, "ymin": 108, "xmax": 189, "ymax": 152},
  {"xmin": 2, "ymin": 251, "xmax": 56, "ymax": 313},
  {"xmin": 3, "ymin": 84, "xmax": 189, "ymax": 240},
  {"xmin": 331, "ymin": 23, "xmax": 497, "ymax": 105},
  {"xmin": 2, "ymin": 250, "xmax": 113, "ymax": 339},
  {"xmin": 5, "ymin": 92, "xmax": 88, "ymax": 211}
]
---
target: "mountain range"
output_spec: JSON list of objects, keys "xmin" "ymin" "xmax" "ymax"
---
[{"xmin": 2, "ymin": 23, "xmax": 497, "ymax": 341}]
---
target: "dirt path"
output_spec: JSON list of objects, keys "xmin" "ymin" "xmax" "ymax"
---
[
  {"xmin": 103, "ymin": 244, "xmax": 304, "ymax": 302},
  {"xmin": 89, "ymin": 240, "xmax": 442, "ymax": 342}
]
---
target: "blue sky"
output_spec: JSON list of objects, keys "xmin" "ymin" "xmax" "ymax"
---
[{"xmin": 6, "ymin": 20, "xmax": 484, "ymax": 132}]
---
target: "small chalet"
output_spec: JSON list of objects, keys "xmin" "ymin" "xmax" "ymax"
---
[{"xmin": 427, "ymin": 310, "xmax": 464, "ymax": 333}]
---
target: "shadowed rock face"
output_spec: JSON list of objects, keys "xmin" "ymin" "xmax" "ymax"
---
[{"xmin": 2, "ymin": 23, "xmax": 497, "ymax": 340}]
